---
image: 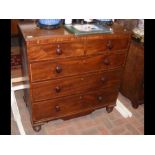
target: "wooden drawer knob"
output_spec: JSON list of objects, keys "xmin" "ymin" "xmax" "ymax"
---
[
  {"xmin": 55, "ymin": 65, "xmax": 62, "ymax": 73},
  {"xmin": 55, "ymin": 105, "xmax": 61, "ymax": 112},
  {"xmin": 56, "ymin": 45, "xmax": 62, "ymax": 55},
  {"xmin": 55, "ymin": 86, "xmax": 61, "ymax": 93},
  {"xmin": 97, "ymin": 96, "xmax": 103, "ymax": 101},
  {"xmin": 101, "ymin": 77, "xmax": 106, "ymax": 83},
  {"xmin": 81, "ymin": 78, "xmax": 84, "ymax": 81},
  {"xmin": 107, "ymin": 40, "xmax": 113, "ymax": 50},
  {"xmin": 103, "ymin": 58, "xmax": 110, "ymax": 65},
  {"xmin": 79, "ymin": 95, "xmax": 83, "ymax": 99}
]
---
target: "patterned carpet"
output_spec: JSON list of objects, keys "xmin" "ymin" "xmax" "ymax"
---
[
  {"xmin": 11, "ymin": 37, "xmax": 21, "ymax": 69},
  {"xmin": 11, "ymin": 46, "xmax": 21, "ymax": 69}
]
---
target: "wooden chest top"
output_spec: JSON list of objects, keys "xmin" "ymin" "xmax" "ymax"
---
[{"xmin": 18, "ymin": 22, "xmax": 131, "ymax": 46}]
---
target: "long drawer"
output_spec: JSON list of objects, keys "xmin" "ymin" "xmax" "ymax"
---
[
  {"xmin": 28, "ymin": 41, "xmax": 84, "ymax": 62},
  {"xmin": 32, "ymin": 86, "xmax": 119, "ymax": 122},
  {"xmin": 32, "ymin": 69, "xmax": 122, "ymax": 102},
  {"xmin": 30, "ymin": 53, "xmax": 126, "ymax": 82}
]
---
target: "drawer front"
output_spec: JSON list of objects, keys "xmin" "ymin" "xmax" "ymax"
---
[
  {"xmin": 32, "ymin": 69, "xmax": 122, "ymax": 102},
  {"xmin": 28, "ymin": 41, "xmax": 84, "ymax": 62},
  {"xmin": 86, "ymin": 38, "xmax": 129, "ymax": 55},
  {"xmin": 30, "ymin": 53, "xmax": 126, "ymax": 82},
  {"xmin": 83, "ymin": 86, "xmax": 118, "ymax": 109},
  {"xmin": 32, "ymin": 86, "xmax": 118, "ymax": 121}
]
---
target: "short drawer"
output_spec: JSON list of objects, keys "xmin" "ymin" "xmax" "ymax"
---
[
  {"xmin": 32, "ymin": 86, "xmax": 118, "ymax": 122},
  {"xmin": 86, "ymin": 38, "xmax": 130, "ymax": 55},
  {"xmin": 28, "ymin": 41, "xmax": 84, "ymax": 62},
  {"xmin": 32, "ymin": 69, "xmax": 122, "ymax": 102},
  {"xmin": 30, "ymin": 53, "xmax": 126, "ymax": 82}
]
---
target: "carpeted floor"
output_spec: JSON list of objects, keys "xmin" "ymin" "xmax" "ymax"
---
[{"xmin": 11, "ymin": 46, "xmax": 21, "ymax": 70}]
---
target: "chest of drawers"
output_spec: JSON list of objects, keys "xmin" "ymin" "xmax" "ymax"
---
[
  {"xmin": 18, "ymin": 22, "xmax": 131, "ymax": 132},
  {"xmin": 120, "ymin": 40, "xmax": 144, "ymax": 108}
]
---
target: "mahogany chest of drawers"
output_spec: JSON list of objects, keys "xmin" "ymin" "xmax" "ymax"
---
[
  {"xmin": 18, "ymin": 22, "xmax": 131, "ymax": 132},
  {"xmin": 120, "ymin": 40, "xmax": 144, "ymax": 108}
]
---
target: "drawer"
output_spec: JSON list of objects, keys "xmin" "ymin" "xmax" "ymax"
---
[
  {"xmin": 30, "ymin": 53, "xmax": 126, "ymax": 82},
  {"xmin": 28, "ymin": 41, "xmax": 84, "ymax": 62},
  {"xmin": 32, "ymin": 86, "xmax": 118, "ymax": 121},
  {"xmin": 83, "ymin": 86, "xmax": 118, "ymax": 109},
  {"xmin": 86, "ymin": 38, "xmax": 129, "ymax": 55},
  {"xmin": 32, "ymin": 69, "xmax": 122, "ymax": 102}
]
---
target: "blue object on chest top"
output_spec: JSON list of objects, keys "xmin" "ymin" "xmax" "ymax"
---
[{"xmin": 38, "ymin": 19, "xmax": 61, "ymax": 26}]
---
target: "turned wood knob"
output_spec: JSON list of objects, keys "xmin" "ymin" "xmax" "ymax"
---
[
  {"xmin": 79, "ymin": 95, "xmax": 83, "ymax": 99},
  {"xmin": 81, "ymin": 78, "xmax": 84, "ymax": 81},
  {"xmin": 56, "ymin": 45, "xmax": 62, "ymax": 55},
  {"xmin": 97, "ymin": 96, "xmax": 103, "ymax": 101},
  {"xmin": 55, "ymin": 105, "xmax": 60, "ymax": 112},
  {"xmin": 103, "ymin": 58, "xmax": 110, "ymax": 65},
  {"xmin": 55, "ymin": 65, "xmax": 62, "ymax": 73},
  {"xmin": 55, "ymin": 86, "xmax": 61, "ymax": 93},
  {"xmin": 107, "ymin": 40, "xmax": 113, "ymax": 50},
  {"xmin": 101, "ymin": 77, "xmax": 106, "ymax": 83}
]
